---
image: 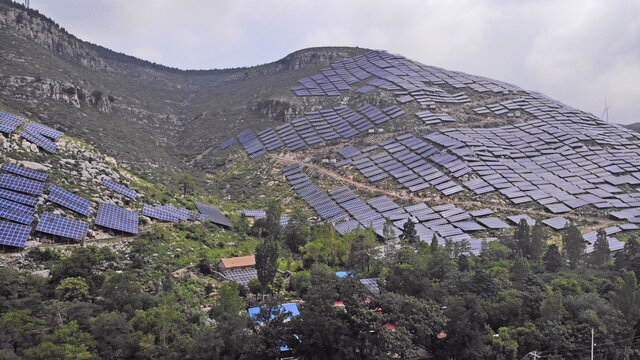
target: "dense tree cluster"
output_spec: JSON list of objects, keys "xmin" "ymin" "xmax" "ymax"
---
[{"xmin": 2, "ymin": 211, "xmax": 640, "ymax": 359}]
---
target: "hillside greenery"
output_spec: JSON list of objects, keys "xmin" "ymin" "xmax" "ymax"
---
[{"xmin": 2, "ymin": 206, "xmax": 640, "ymax": 359}]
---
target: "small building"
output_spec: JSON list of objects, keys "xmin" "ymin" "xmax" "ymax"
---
[{"xmin": 217, "ymin": 255, "xmax": 256, "ymax": 272}]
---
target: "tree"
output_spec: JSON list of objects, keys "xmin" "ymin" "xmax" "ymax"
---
[
  {"xmin": 56, "ymin": 277, "xmax": 90, "ymax": 302},
  {"xmin": 383, "ymin": 219, "xmax": 397, "ymax": 242},
  {"xmin": 530, "ymin": 221, "xmax": 546, "ymax": 261},
  {"xmin": 615, "ymin": 237, "xmax": 640, "ymax": 273},
  {"xmin": 543, "ymin": 244, "xmax": 564, "ymax": 272},
  {"xmin": 591, "ymin": 229, "xmax": 611, "ymax": 267},
  {"xmin": 284, "ymin": 217, "xmax": 308, "ymax": 253},
  {"xmin": 515, "ymin": 219, "xmax": 530, "ymax": 258},
  {"xmin": 290, "ymin": 271, "xmax": 312, "ymax": 297},
  {"xmin": 24, "ymin": 321, "xmax": 96, "ymax": 360},
  {"xmin": 562, "ymin": 223, "xmax": 585, "ymax": 269},
  {"xmin": 613, "ymin": 271, "xmax": 640, "ymax": 326},
  {"xmin": 264, "ymin": 200, "xmax": 283, "ymax": 240},
  {"xmin": 99, "ymin": 272, "xmax": 151, "ymax": 318},
  {"xmin": 539, "ymin": 290, "xmax": 568, "ymax": 322},
  {"xmin": 177, "ymin": 172, "xmax": 195, "ymax": 198},
  {"xmin": 430, "ymin": 234, "xmax": 439, "ymax": 253},
  {"xmin": 346, "ymin": 229, "xmax": 378, "ymax": 273},
  {"xmin": 0, "ymin": 310, "xmax": 43, "ymax": 355},
  {"xmin": 303, "ymin": 224, "xmax": 350, "ymax": 267},
  {"xmin": 90, "ymin": 312, "xmax": 135, "ymax": 360},
  {"xmin": 399, "ymin": 219, "xmax": 419, "ymax": 247},
  {"xmin": 234, "ymin": 213, "xmax": 250, "ymax": 240},
  {"xmin": 255, "ymin": 236, "xmax": 279, "ymax": 293}
]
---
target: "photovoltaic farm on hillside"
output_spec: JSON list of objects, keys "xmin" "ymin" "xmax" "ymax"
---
[
  {"xmin": 0, "ymin": 110, "xmax": 232, "ymax": 248},
  {"xmin": 220, "ymin": 50, "xmax": 640, "ymax": 255}
]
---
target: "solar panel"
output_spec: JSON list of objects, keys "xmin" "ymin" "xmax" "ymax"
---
[
  {"xmin": 0, "ymin": 110, "xmax": 27, "ymax": 134},
  {"xmin": 360, "ymin": 278, "xmax": 380, "ymax": 295},
  {"xmin": 19, "ymin": 131, "xmax": 57, "ymax": 153},
  {"xmin": 0, "ymin": 174, "xmax": 44, "ymax": 195},
  {"xmin": 194, "ymin": 201, "xmax": 233, "ymax": 228},
  {"xmin": 47, "ymin": 192, "xmax": 91, "ymax": 216},
  {"xmin": 95, "ymin": 203, "xmax": 139, "ymax": 234},
  {"xmin": 3, "ymin": 164, "xmax": 48, "ymax": 181},
  {"xmin": 0, "ymin": 207, "xmax": 34, "ymax": 225},
  {"xmin": 477, "ymin": 217, "xmax": 510, "ymax": 229},
  {"xmin": 142, "ymin": 204, "xmax": 179, "ymax": 222},
  {"xmin": 0, "ymin": 220, "xmax": 30, "ymax": 248},
  {"xmin": 225, "ymin": 267, "xmax": 258, "ymax": 285},
  {"xmin": 101, "ymin": 179, "xmax": 138, "ymax": 199},
  {"xmin": 0, "ymin": 197, "xmax": 35, "ymax": 215},
  {"xmin": 36, "ymin": 212, "xmax": 89, "ymax": 240},
  {"xmin": 48, "ymin": 185, "xmax": 93, "ymax": 209},
  {"xmin": 24, "ymin": 122, "xmax": 64, "ymax": 140},
  {"xmin": 542, "ymin": 217, "xmax": 569, "ymax": 230},
  {"xmin": 0, "ymin": 188, "xmax": 39, "ymax": 207}
]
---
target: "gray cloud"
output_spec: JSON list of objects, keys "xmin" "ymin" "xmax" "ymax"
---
[{"xmin": 27, "ymin": 0, "xmax": 640, "ymax": 123}]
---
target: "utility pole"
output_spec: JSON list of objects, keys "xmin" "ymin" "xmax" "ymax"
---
[{"xmin": 591, "ymin": 328, "xmax": 594, "ymax": 360}]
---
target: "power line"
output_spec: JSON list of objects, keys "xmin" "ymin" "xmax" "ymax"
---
[{"xmin": 537, "ymin": 334, "xmax": 640, "ymax": 358}]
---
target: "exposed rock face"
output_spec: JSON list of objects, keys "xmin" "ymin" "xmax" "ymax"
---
[
  {"xmin": 0, "ymin": 1, "xmax": 368, "ymax": 182},
  {"xmin": 0, "ymin": 5, "xmax": 108, "ymax": 70}
]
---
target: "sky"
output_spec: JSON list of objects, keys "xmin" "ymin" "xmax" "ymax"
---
[{"xmin": 25, "ymin": 0, "xmax": 640, "ymax": 124}]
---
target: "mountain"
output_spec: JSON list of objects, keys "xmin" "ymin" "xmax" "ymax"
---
[{"xmin": 0, "ymin": 0, "xmax": 366, "ymax": 182}]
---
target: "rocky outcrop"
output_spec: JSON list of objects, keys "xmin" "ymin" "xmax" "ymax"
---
[{"xmin": 0, "ymin": 3, "xmax": 108, "ymax": 70}]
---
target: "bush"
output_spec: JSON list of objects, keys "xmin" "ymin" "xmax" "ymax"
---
[{"xmin": 290, "ymin": 271, "xmax": 311, "ymax": 297}]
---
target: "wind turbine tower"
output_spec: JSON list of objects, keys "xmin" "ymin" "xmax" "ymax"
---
[{"xmin": 601, "ymin": 97, "xmax": 609, "ymax": 122}]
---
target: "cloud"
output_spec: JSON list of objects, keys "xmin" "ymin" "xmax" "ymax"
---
[{"xmin": 28, "ymin": 0, "xmax": 640, "ymax": 123}]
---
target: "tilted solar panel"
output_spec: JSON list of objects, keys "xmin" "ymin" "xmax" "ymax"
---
[
  {"xmin": 47, "ymin": 192, "xmax": 91, "ymax": 216},
  {"xmin": 193, "ymin": 201, "xmax": 233, "ymax": 228},
  {"xmin": 24, "ymin": 122, "xmax": 64, "ymax": 140},
  {"xmin": 0, "ymin": 197, "xmax": 35, "ymax": 216},
  {"xmin": 3, "ymin": 164, "xmax": 48, "ymax": 181},
  {"xmin": 0, "ymin": 174, "xmax": 44, "ymax": 195},
  {"xmin": 0, "ymin": 188, "xmax": 39, "ymax": 207},
  {"xmin": 142, "ymin": 204, "xmax": 179, "ymax": 222},
  {"xmin": 0, "ymin": 207, "xmax": 34, "ymax": 225},
  {"xmin": 19, "ymin": 131, "xmax": 57, "ymax": 153},
  {"xmin": 48, "ymin": 185, "xmax": 93, "ymax": 209},
  {"xmin": 0, "ymin": 220, "xmax": 31, "ymax": 248},
  {"xmin": 101, "ymin": 179, "xmax": 138, "ymax": 199},
  {"xmin": 36, "ymin": 212, "xmax": 89, "ymax": 240},
  {"xmin": 95, "ymin": 203, "xmax": 139, "ymax": 234}
]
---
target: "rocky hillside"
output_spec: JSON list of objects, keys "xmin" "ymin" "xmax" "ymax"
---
[{"xmin": 0, "ymin": 0, "xmax": 366, "ymax": 184}]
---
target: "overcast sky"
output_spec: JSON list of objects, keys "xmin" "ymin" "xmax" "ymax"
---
[{"xmin": 27, "ymin": 0, "xmax": 640, "ymax": 124}]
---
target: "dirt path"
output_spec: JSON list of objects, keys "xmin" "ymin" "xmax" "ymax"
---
[{"xmin": 274, "ymin": 155, "xmax": 613, "ymax": 230}]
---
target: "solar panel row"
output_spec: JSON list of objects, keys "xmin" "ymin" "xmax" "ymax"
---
[{"xmin": 101, "ymin": 179, "xmax": 138, "ymax": 199}]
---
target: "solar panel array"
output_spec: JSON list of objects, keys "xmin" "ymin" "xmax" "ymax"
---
[
  {"xmin": 234, "ymin": 105, "xmax": 403, "ymax": 158},
  {"xmin": 101, "ymin": 179, "xmax": 138, "ymax": 199},
  {"xmin": 19, "ymin": 131, "xmax": 57, "ymax": 153},
  {"xmin": 220, "ymin": 138, "xmax": 236, "ymax": 150},
  {"xmin": 20, "ymin": 122, "xmax": 64, "ymax": 153},
  {"xmin": 0, "ymin": 221, "xmax": 31, "ymax": 248},
  {"xmin": 292, "ymin": 50, "xmax": 517, "ymax": 98},
  {"xmin": 95, "ymin": 203, "xmax": 139, "ymax": 234},
  {"xmin": 0, "ymin": 174, "xmax": 44, "ymax": 195},
  {"xmin": 0, "ymin": 188, "xmax": 39, "ymax": 207},
  {"xmin": 360, "ymin": 278, "xmax": 380, "ymax": 295},
  {"xmin": 142, "ymin": 204, "xmax": 180, "ymax": 222},
  {"xmin": 47, "ymin": 185, "xmax": 92, "ymax": 217},
  {"xmin": 282, "ymin": 163, "xmax": 511, "ymax": 248},
  {"xmin": 194, "ymin": 201, "xmax": 233, "ymax": 228},
  {"xmin": 236, "ymin": 210, "xmax": 291, "ymax": 227},
  {"xmin": 224, "ymin": 267, "xmax": 258, "ymax": 286},
  {"xmin": 3, "ymin": 164, "xmax": 48, "ymax": 181},
  {"xmin": 24, "ymin": 122, "xmax": 64, "ymax": 140},
  {"xmin": 336, "ymin": 133, "xmax": 467, "ymax": 195},
  {"xmin": 0, "ymin": 110, "xmax": 27, "ymax": 134},
  {"xmin": 36, "ymin": 212, "xmax": 89, "ymax": 240}
]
